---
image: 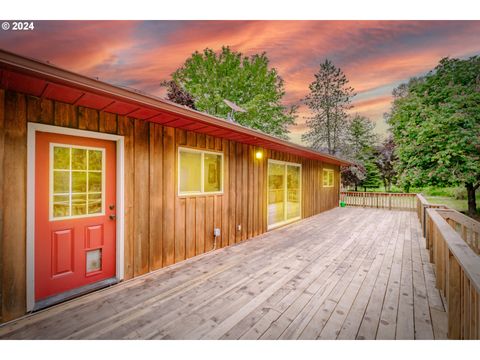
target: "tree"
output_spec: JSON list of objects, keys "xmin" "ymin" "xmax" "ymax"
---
[
  {"xmin": 165, "ymin": 46, "xmax": 297, "ymax": 139},
  {"xmin": 302, "ymin": 59, "xmax": 355, "ymax": 155},
  {"xmin": 341, "ymin": 163, "xmax": 366, "ymax": 191},
  {"xmin": 341, "ymin": 114, "xmax": 379, "ymax": 191},
  {"xmin": 387, "ymin": 56, "xmax": 480, "ymax": 216},
  {"xmin": 374, "ymin": 135, "xmax": 398, "ymax": 192},
  {"xmin": 359, "ymin": 160, "xmax": 382, "ymax": 192},
  {"xmin": 160, "ymin": 80, "xmax": 197, "ymax": 109},
  {"xmin": 342, "ymin": 114, "xmax": 377, "ymax": 159}
]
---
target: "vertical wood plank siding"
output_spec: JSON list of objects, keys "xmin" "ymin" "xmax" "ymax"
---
[{"xmin": 0, "ymin": 92, "xmax": 340, "ymax": 322}]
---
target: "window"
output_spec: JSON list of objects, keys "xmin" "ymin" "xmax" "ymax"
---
[
  {"xmin": 50, "ymin": 144, "xmax": 105, "ymax": 220},
  {"xmin": 323, "ymin": 169, "xmax": 335, "ymax": 188},
  {"xmin": 178, "ymin": 147, "xmax": 223, "ymax": 195}
]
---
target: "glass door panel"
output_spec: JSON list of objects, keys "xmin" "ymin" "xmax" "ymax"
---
[
  {"xmin": 268, "ymin": 161, "xmax": 302, "ymax": 228},
  {"xmin": 268, "ymin": 163, "xmax": 285, "ymax": 226},
  {"xmin": 286, "ymin": 165, "xmax": 301, "ymax": 220}
]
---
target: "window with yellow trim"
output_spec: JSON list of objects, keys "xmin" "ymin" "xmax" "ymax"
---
[
  {"xmin": 323, "ymin": 169, "xmax": 334, "ymax": 188},
  {"xmin": 178, "ymin": 148, "xmax": 223, "ymax": 195}
]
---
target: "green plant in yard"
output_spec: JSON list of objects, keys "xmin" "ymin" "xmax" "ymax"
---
[
  {"xmin": 163, "ymin": 46, "xmax": 297, "ymax": 139},
  {"xmin": 452, "ymin": 187, "xmax": 467, "ymax": 200},
  {"xmin": 387, "ymin": 56, "xmax": 480, "ymax": 216}
]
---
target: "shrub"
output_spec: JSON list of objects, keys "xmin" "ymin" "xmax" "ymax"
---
[{"xmin": 452, "ymin": 187, "xmax": 467, "ymax": 200}]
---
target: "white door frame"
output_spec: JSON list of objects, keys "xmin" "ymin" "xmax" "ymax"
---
[
  {"xmin": 267, "ymin": 159, "xmax": 302, "ymax": 230},
  {"xmin": 26, "ymin": 123, "xmax": 125, "ymax": 311}
]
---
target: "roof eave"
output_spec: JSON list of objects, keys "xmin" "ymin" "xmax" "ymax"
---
[{"xmin": 0, "ymin": 49, "xmax": 351, "ymax": 166}]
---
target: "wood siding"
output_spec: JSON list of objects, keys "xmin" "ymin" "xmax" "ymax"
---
[{"xmin": 0, "ymin": 90, "xmax": 340, "ymax": 323}]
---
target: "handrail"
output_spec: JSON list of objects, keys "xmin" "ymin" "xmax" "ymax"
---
[
  {"xmin": 427, "ymin": 208, "xmax": 480, "ymax": 293},
  {"xmin": 340, "ymin": 191, "xmax": 417, "ymax": 211},
  {"xmin": 340, "ymin": 190, "xmax": 479, "ymax": 338},
  {"xmin": 436, "ymin": 208, "xmax": 480, "ymax": 255},
  {"xmin": 416, "ymin": 194, "xmax": 480, "ymax": 339}
]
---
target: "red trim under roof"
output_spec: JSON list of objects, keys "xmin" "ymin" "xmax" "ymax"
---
[{"xmin": 0, "ymin": 49, "xmax": 350, "ymax": 166}]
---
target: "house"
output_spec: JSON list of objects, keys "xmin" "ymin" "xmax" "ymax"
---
[{"xmin": 0, "ymin": 49, "xmax": 350, "ymax": 324}]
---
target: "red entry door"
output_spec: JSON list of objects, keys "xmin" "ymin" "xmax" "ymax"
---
[{"xmin": 35, "ymin": 131, "xmax": 116, "ymax": 302}]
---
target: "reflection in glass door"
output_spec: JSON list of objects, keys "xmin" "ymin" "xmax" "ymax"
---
[
  {"xmin": 268, "ymin": 162, "xmax": 285, "ymax": 226},
  {"xmin": 268, "ymin": 160, "xmax": 301, "ymax": 229},
  {"xmin": 286, "ymin": 165, "xmax": 301, "ymax": 220}
]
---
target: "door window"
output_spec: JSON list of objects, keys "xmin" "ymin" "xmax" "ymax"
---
[{"xmin": 51, "ymin": 144, "xmax": 105, "ymax": 220}]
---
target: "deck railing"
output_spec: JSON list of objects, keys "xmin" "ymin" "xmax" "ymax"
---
[
  {"xmin": 416, "ymin": 194, "xmax": 480, "ymax": 340},
  {"xmin": 340, "ymin": 190, "xmax": 480, "ymax": 338},
  {"xmin": 340, "ymin": 191, "xmax": 417, "ymax": 210}
]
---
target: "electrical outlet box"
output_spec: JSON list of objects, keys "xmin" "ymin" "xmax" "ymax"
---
[
  {"xmin": 237, "ymin": 224, "xmax": 241, "ymax": 231},
  {"xmin": 214, "ymin": 228, "xmax": 221, "ymax": 237}
]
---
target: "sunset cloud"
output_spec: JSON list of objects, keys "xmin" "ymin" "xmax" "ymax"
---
[{"xmin": 1, "ymin": 20, "xmax": 479, "ymax": 145}]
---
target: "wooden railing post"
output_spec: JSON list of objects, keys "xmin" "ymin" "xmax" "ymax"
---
[{"xmin": 448, "ymin": 250, "xmax": 462, "ymax": 339}]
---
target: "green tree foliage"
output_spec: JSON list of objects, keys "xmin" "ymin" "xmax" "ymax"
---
[
  {"xmin": 360, "ymin": 160, "xmax": 382, "ymax": 192},
  {"xmin": 165, "ymin": 46, "xmax": 297, "ymax": 139},
  {"xmin": 387, "ymin": 56, "xmax": 480, "ymax": 215},
  {"xmin": 343, "ymin": 114, "xmax": 377, "ymax": 159},
  {"xmin": 341, "ymin": 115, "xmax": 379, "ymax": 191},
  {"xmin": 302, "ymin": 59, "xmax": 355, "ymax": 154}
]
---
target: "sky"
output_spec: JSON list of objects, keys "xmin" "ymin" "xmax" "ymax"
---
[{"xmin": 1, "ymin": 20, "xmax": 479, "ymax": 144}]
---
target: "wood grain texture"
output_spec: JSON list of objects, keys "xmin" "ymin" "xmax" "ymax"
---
[
  {"xmin": 0, "ymin": 94, "xmax": 341, "ymax": 322},
  {"xmin": 54, "ymin": 101, "xmax": 77, "ymax": 128},
  {"xmin": 0, "ymin": 89, "xmax": 4, "ymax": 323},
  {"xmin": 162, "ymin": 126, "xmax": 175, "ymax": 266},
  {"xmin": 117, "ymin": 115, "xmax": 134, "ymax": 279},
  {"xmin": 0, "ymin": 208, "xmax": 447, "ymax": 339},
  {"xmin": 26, "ymin": 96, "xmax": 54, "ymax": 125},
  {"xmin": 133, "ymin": 119, "xmax": 150, "ymax": 276},
  {"xmin": 99, "ymin": 112, "xmax": 117, "ymax": 134},
  {"xmin": 149, "ymin": 123, "xmax": 163, "ymax": 271},
  {"xmin": 78, "ymin": 107, "xmax": 99, "ymax": 131},
  {"xmin": 2, "ymin": 91, "xmax": 27, "ymax": 321}
]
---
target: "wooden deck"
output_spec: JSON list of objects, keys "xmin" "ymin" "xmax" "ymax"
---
[{"xmin": 0, "ymin": 207, "xmax": 447, "ymax": 340}]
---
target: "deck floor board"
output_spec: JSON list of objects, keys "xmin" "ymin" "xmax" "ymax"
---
[{"xmin": 0, "ymin": 208, "xmax": 447, "ymax": 340}]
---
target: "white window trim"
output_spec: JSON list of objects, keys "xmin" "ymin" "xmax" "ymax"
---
[
  {"xmin": 27, "ymin": 123, "xmax": 125, "ymax": 312},
  {"xmin": 267, "ymin": 159, "xmax": 302, "ymax": 231},
  {"xmin": 323, "ymin": 168, "xmax": 335, "ymax": 188},
  {"xmin": 49, "ymin": 143, "xmax": 106, "ymax": 221},
  {"xmin": 177, "ymin": 147, "xmax": 224, "ymax": 197}
]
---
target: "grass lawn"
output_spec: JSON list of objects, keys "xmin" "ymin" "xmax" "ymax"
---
[{"xmin": 422, "ymin": 194, "xmax": 480, "ymax": 221}]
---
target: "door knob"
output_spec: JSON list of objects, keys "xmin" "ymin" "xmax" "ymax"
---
[
  {"xmin": 109, "ymin": 214, "xmax": 116, "ymax": 220},
  {"xmin": 109, "ymin": 204, "xmax": 115, "ymax": 210}
]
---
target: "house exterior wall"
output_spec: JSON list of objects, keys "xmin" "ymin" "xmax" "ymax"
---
[{"xmin": 0, "ymin": 89, "xmax": 340, "ymax": 323}]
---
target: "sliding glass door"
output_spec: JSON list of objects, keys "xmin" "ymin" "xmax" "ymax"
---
[{"xmin": 267, "ymin": 160, "xmax": 301, "ymax": 229}]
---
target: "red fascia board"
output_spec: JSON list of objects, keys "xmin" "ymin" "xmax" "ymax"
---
[{"xmin": 0, "ymin": 49, "xmax": 351, "ymax": 166}]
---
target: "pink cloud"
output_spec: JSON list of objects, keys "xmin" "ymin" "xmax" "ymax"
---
[{"xmin": 1, "ymin": 20, "xmax": 479, "ymax": 143}]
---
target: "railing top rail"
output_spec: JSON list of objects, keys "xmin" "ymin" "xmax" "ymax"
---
[
  {"xmin": 426, "ymin": 208, "xmax": 480, "ymax": 293},
  {"xmin": 341, "ymin": 191, "xmax": 417, "ymax": 196},
  {"xmin": 416, "ymin": 193, "xmax": 429, "ymax": 205},
  {"xmin": 436, "ymin": 208, "xmax": 480, "ymax": 233}
]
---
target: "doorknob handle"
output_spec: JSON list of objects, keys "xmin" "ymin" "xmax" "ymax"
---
[{"xmin": 109, "ymin": 214, "xmax": 116, "ymax": 220}]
